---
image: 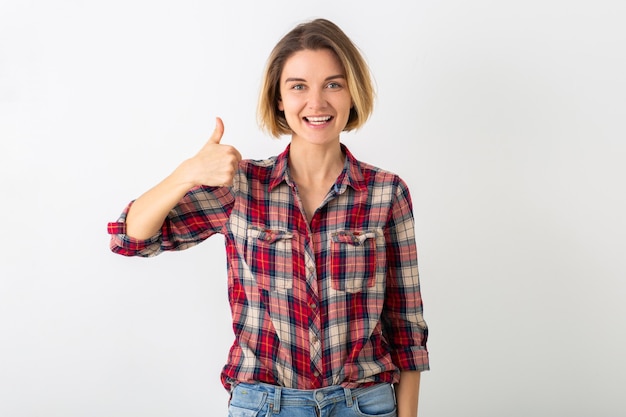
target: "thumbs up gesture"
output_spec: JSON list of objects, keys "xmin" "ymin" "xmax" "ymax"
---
[{"xmin": 182, "ymin": 117, "xmax": 242, "ymax": 188}]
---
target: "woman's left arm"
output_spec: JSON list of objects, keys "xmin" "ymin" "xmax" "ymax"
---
[
  {"xmin": 395, "ymin": 370, "xmax": 421, "ymax": 417},
  {"xmin": 383, "ymin": 177, "xmax": 429, "ymax": 417}
]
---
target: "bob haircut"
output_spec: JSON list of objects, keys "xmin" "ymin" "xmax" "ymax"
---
[{"xmin": 258, "ymin": 19, "xmax": 375, "ymax": 138}]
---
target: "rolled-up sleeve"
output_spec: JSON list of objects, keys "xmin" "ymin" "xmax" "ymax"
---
[
  {"xmin": 382, "ymin": 178, "xmax": 430, "ymax": 372},
  {"xmin": 108, "ymin": 185, "xmax": 235, "ymax": 257}
]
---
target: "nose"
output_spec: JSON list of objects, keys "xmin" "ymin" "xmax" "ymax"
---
[{"xmin": 307, "ymin": 87, "xmax": 327, "ymax": 109}]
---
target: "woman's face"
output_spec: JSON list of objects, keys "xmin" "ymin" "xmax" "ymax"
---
[{"xmin": 278, "ymin": 48, "xmax": 352, "ymax": 147}]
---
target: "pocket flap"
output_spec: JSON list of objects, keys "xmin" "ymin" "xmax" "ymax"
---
[
  {"xmin": 248, "ymin": 228, "xmax": 294, "ymax": 244},
  {"xmin": 330, "ymin": 230, "xmax": 376, "ymax": 246}
]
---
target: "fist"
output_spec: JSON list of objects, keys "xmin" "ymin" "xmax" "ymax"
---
[{"xmin": 185, "ymin": 117, "xmax": 242, "ymax": 187}]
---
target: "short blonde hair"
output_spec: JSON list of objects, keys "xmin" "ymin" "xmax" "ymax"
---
[{"xmin": 258, "ymin": 19, "xmax": 375, "ymax": 138}]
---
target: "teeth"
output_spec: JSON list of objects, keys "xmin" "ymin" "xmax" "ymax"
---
[{"xmin": 306, "ymin": 116, "xmax": 331, "ymax": 123}]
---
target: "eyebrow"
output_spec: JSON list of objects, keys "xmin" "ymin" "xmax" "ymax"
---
[{"xmin": 284, "ymin": 74, "xmax": 346, "ymax": 83}]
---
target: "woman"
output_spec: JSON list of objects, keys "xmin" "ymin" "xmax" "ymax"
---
[{"xmin": 108, "ymin": 18, "xmax": 429, "ymax": 417}]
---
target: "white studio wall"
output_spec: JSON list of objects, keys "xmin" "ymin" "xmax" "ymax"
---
[{"xmin": 1, "ymin": 1, "xmax": 625, "ymax": 416}]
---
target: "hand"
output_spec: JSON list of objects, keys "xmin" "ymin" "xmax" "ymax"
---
[{"xmin": 182, "ymin": 117, "xmax": 242, "ymax": 187}]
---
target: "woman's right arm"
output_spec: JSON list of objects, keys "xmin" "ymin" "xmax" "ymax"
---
[{"xmin": 125, "ymin": 117, "xmax": 242, "ymax": 239}]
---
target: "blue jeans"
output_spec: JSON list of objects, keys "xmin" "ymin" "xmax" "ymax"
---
[{"xmin": 228, "ymin": 382, "xmax": 397, "ymax": 417}]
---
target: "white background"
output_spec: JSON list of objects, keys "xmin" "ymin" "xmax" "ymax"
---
[{"xmin": 1, "ymin": 1, "xmax": 625, "ymax": 416}]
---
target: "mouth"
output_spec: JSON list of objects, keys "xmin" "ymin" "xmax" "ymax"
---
[{"xmin": 304, "ymin": 115, "xmax": 333, "ymax": 126}]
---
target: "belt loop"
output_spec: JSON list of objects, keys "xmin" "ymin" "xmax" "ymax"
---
[
  {"xmin": 273, "ymin": 386, "xmax": 282, "ymax": 414},
  {"xmin": 343, "ymin": 387, "xmax": 353, "ymax": 407}
]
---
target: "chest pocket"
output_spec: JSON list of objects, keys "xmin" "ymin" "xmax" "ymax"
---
[
  {"xmin": 329, "ymin": 229, "xmax": 379, "ymax": 293},
  {"xmin": 246, "ymin": 227, "xmax": 294, "ymax": 291}
]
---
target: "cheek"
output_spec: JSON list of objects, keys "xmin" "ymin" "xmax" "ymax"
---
[{"xmin": 280, "ymin": 98, "xmax": 302, "ymax": 117}]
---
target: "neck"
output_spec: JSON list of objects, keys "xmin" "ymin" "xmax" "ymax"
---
[{"xmin": 288, "ymin": 139, "xmax": 344, "ymax": 184}]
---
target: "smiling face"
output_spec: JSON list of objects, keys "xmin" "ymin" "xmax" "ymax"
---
[{"xmin": 278, "ymin": 48, "xmax": 353, "ymax": 147}]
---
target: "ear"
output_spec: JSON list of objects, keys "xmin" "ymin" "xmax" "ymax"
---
[{"xmin": 277, "ymin": 98, "xmax": 284, "ymax": 111}]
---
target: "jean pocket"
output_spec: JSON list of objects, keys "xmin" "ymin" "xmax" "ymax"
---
[
  {"xmin": 330, "ymin": 229, "xmax": 379, "ymax": 293},
  {"xmin": 228, "ymin": 385, "xmax": 267, "ymax": 417},
  {"xmin": 353, "ymin": 384, "xmax": 397, "ymax": 417},
  {"xmin": 246, "ymin": 227, "xmax": 294, "ymax": 291}
]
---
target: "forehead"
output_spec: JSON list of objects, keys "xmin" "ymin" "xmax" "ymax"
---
[{"xmin": 281, "ymin": 49, "xmax": 345, "ymax": 80}]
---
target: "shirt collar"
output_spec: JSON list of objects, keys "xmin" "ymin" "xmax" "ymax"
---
[{"xmin": 268, "ymin": 144, "xmax": 368, "ymax": 193}]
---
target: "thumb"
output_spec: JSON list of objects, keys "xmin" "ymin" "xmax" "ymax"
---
[{"xmin": 207, "ymin": 117, "xmax": 225, "ymax": 144}]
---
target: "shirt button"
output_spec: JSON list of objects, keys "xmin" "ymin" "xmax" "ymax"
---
[
  {"xmin": 308, "ymin": 266, "xmax": 315, "ymax": 273},
  {"xmin": 309, "ymin": 303, "xmax": 317, "ymax": 310},
  {"xmin": 311, "ymin": 335, "xmax": 318, "ymax": 344},
  {"xmin": 315, "ymin": 391, "xmax": 324, "ymax": 401}
]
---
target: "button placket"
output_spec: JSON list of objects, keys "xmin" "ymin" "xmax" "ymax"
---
[
  {"xmin": 303, "ymin": 229, "xmax": 323, "ymax": 384},
  {"xmin": 309, "ymin": 326, "xmax": 322, "ymax": 375}
]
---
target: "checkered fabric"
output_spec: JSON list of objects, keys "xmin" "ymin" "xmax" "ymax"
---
[{"xmin": 108, "ymin": 144, "xmax": 429, "ymax": 391}]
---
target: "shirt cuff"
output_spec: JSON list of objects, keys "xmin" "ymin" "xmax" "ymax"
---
[
  {"xmin": 107, "ymin": 221, "xmax": 127, "ymax": 235},
  {"xmin": 108, "ymin": 212, "xmax": 161, "ymax": 256},
  {"xmin": 392, "ymin": 346, "xmax": 430, "ymax": 372}
]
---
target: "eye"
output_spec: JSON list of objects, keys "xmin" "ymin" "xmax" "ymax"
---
[
  {"xmin": 290, "ymin": 84, "xmax": 306, "ymax": 91},
  {"xmin": 327, "ymin": 82, "xmax": 342, "ymax": 89}
]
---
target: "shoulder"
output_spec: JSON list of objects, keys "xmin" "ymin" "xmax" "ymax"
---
[
  {"xmin": 239, "ymin": 155, "xmax": 278, "ymax": 174},
  {"xmin": 349, "ymin": 157, "xmax": 414, "ymax": 212},
  {"xmin": 353, "ymin": 157, "xmax": 409, "ymax": 192},
  {"xmin": 344, "ymin": 144, "xmax": 406, "ymax": 188},
  {"xmin": 234, "ymin": 155, "xmax": 282, "ymax": 190}
]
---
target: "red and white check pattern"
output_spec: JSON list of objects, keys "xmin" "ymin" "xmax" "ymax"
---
[{"xmin": 108, "ymin": 144, "xmax": 429, "ymax": 391}]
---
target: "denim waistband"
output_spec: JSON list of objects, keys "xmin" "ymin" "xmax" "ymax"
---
[{"xmin": 231, "ymin": 382, "xmax": 392, "ymax": 413}]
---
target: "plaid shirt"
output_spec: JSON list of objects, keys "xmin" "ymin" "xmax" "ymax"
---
[{"xmin": 108, "ymin": 144, "xmax": 429, "ymax": 390}]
